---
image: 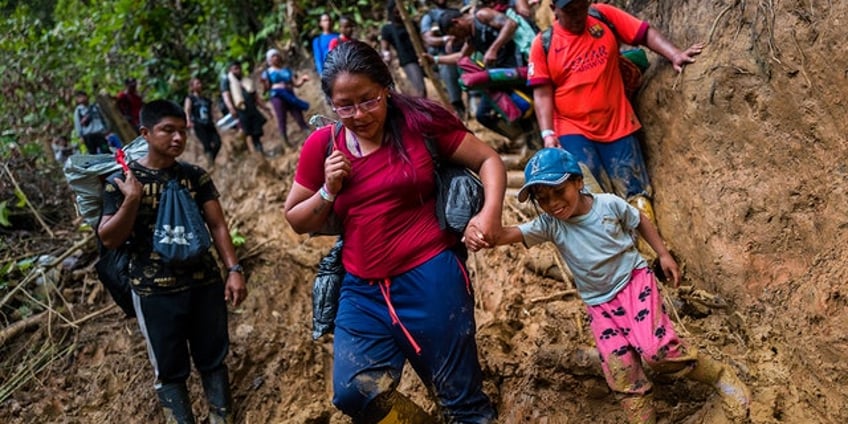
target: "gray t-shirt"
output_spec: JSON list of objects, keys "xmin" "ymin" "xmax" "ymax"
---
[{"xmin": 519, "ymin": 193, "xmax": 647, "ymax": 305}]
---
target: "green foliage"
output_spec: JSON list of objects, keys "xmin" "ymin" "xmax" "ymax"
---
[
  {"xmin": 0, "ymin": 201, "xmax": 10, "ymax": 227},
  {"xmin": 230, "ymin": 228, "xmax": 246, "ymax": 247},
  {"xmin": 0, "ymin": 0, "xmax": 391, "ymax": 158}
]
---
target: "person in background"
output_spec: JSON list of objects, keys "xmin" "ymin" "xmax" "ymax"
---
[
  {"xmin": 116, "ymin": 77, "xmax": 144, "ymax": 133},
  {"xmin": 476, "ymin": 148, "xmax": 751, "ymax": 424},
  {"xmin": 73, "ymin": 90, "xmax": 110, "ymax": 154},
  {"xmin": 527, "ymin": 0, "xmax": 703, "ymax": 251},
  {"xmin": 260, "ymin": 49, "xmax": 310, "ymax": 149},
  {"xmin": 312, "ymin": 13, "xmax": 340, "ymax": 75},
  {"xmin": 184, "ymin": 77, "xmax": 222, "ymax": 167},
  {"xmin": 106, "ymin": 133, "xmax": 123, "ymax": 151},
  {"xmin": 328, "ymin": 15, "xmax": 356, "ymax": 50},
  {"xmin": 380, "ymin": 0, "xmax": 427, "ymax": 98},
  {"xmin": 436, "ymin": 8, "xmax": 538, "ymax": 148},
  {"xmin": 420, "ymin": 0, "xmax": 466, "ymax": 118},
  {"xmin": 51, "ymin": 135, "xmax": 76, "ymax": 164},
  {"xmin": 284, "ymin": 40, "xmax": 504, "ymax": 423},
  {"xmin": 220, "ymin": 60, "xmax": 270, "ymax": 155},
  {"xmin": 98, "ymin": 99, "xmax": 247, "ymax": 424}
]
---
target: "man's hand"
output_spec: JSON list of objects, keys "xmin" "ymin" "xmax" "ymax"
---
[
  {"xmin": 224, "ymin": 272, "xmax": 247, "ymax": 306},
  {"xmin": 114, "ymin": 168, "xmax": 142, "ymax": 203},
  {"xmin": 671, "ymin": 43, "xmax": 704, "ymax": 73}
]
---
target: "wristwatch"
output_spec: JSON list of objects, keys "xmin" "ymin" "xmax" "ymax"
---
[{"xmin": 227, "ymin": 264, "xmax": 244, "ymax": 274}]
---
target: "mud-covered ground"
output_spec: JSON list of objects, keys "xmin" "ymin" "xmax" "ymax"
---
[{"xmin": 2, "ymin": 1, "xmax": 847, "ymax": 423}]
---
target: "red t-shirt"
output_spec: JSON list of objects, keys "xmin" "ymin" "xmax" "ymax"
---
[
  {"xmin": 527, "ymin": 4, "xmax": 649, "ymax": 142},
  {"xmin": 294, "ymin": 124, "xmax": 466, "ymax": 279},
  {"xmin": 117, "ymin": 91, "xmax": 143, "ymax": 128},
  {"xmin": 328, "ymin": 35, "xmax": 352, "ymax": 51}
]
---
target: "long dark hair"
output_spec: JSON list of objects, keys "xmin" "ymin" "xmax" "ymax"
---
[{"xmin": 321, "ymin": 40, "xmax": 466, "ymax": 162}]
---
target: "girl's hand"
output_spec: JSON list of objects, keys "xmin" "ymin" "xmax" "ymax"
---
[
  {"xmin": 323, "ymin": 149, "xmax": 351, "ymax": 195},
  {"xmin": 463, "ymin": 215, "xmax": 501, "ymax": 251},
  {"xmin": 657, "ymin": 253, "xmax": 681, "ymax": 287},
  {"xmin": 462, "ymin": 222, "xmax": 489, "ymax": 252}
]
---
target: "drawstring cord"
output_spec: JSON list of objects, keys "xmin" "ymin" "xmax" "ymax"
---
[
  {"xmin": 377, "ymin": 278, "xmax": 422, "ymax": 355},
  {"xmin": 456, "ymin": 256, "xmax": 472, "ymax": 295}
]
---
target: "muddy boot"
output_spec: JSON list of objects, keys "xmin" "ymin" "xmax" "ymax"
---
[
  {"xmin": 619, "ymin": 393, "xmax": 656, "ymax": 424},
  {"xmin": 628, "ymin": 195, "xmax": 658, "ymax": 262},
  {"xmin": 357, "ymin": 391, "xmax": 435, "ymax": 424},
  {"xmin": 156, "ymin": 382, "xmax": 196, "ymax": 424},
  {"xmin": 201, "ymin": 366, "xmax": 233, "ymax": 424},
  {"xmin": 686, "ymin": 355, "xmax": 751, "ymax": 423},
  {"xmin": 377, "ymin": 392, "xmax": 434, "ymax": 424}
]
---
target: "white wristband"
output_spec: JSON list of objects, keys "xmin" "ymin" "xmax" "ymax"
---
[
  {"xmin": 318, "ymin": 185, "xmax": 336, "ymax": 202},
  {"xmin": 541, "ymin": 129, "xmax": 556, "ymax": 139}
]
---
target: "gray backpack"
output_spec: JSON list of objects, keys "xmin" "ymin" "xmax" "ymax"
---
[{"xmin": 62, "ymin": 136, "xmax": 148, "ymax": 227}]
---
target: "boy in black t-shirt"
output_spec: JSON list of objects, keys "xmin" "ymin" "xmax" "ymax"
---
[
  {"xmin": 98, "ymin": 99, "xmax": 247, "ymax": 423},
  {"xmin": 184, "ymin": 78, "xmax": 222, "ymax": 168}
]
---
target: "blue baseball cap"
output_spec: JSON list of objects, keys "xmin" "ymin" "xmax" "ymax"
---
[{"xmin": 517, "ymin": 148, "xmax": 582, "ymax": 202}]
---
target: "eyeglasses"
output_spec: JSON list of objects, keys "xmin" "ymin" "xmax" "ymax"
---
[{"xmin": 332, "ymin": 95, "xmax": 383, "ymax": 118}]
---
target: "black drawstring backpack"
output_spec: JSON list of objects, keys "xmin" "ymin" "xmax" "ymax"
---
[{"xmin": 152, "ymin": 166, "xmax": 212, "ymax": 265}]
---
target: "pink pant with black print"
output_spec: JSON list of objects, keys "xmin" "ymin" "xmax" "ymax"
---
[{"xmin": 586, "ymin": 267, "xmax": 697, "ymax": 395}]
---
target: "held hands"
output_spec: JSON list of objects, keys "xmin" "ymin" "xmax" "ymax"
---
[
  {"xmin": 462, "ymin": 216, "xmax": 500, "ymax": 252},
  {"xmin": 671, "ymin": 42, "xmax": 704, "ymax": 73},
  {"xmin": 324, "ymin": 149, "xmax": 351, "ymax": 195},
  {"xmin": 225, "ymin": 272, "xmax": 248, "ymax": 306}
]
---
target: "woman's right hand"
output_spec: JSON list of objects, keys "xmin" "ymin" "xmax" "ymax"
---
[{"xmin": 324, "ymin": 149, "xmax": 351, "ymax": 195}]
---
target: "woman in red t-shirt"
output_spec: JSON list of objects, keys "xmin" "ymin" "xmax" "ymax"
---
[{"xmin": 285, "ymin": 40, "xmax": 505, "ymax": 422}]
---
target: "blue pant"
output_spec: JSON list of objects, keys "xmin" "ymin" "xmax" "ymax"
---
[
  {"xmin": 332, "ymin": 250, "xmax": 495, "ymax": 423},
  {"xmin": 559, "ymin": 133, "xmax": 653, "ymax": 200}
]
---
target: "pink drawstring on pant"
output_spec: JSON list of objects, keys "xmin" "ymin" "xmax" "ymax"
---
[{"xmin": 377, "ymin": 279, "xmax": 422, "ymax": 355}]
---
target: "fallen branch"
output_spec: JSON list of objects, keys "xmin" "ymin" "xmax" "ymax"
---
[
  {"xmin": 0, "ymin": 232, "xmax": 95, "ymax": 311},
  {"xmin": 66, "ymin": 304, "xmax": 117, "ymax": 327},
  {"xmin": 528, "ymin": 289, "xmax": 577, "ymax": 305},
  {"xmin": 3, "ymin": 163, "xmax": 54, "ymax": 238},
  {"xmin": 0, "ymin": 341, "xmax": 74, "ymax": 403},
  {"xmin": 19, "ymin": 288, "xmax": 77, "ymax": 329},
  {"xmin": 0, "ymin": 311, "xmax": 46, "ymax": 346}
]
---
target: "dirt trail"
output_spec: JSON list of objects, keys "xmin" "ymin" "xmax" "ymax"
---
[{"xmin": 3, "ymin": 1, "xmax": 848, "ymax": 423}]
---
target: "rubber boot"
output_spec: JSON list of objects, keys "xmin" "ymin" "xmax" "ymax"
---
[
  {"xmin": 628, "ymin": 195, "xmax": 658, "ymax": 262},
  {"xmin": 376, "ymin": 393, "xmax": 434, "ymax": 424},
  {"xmin": 156, "ymin": 382, "xmax": 196, "ymax": 424},
  {"xmin": 686, "ymin": 355, "xmax": 751, "ymax": 423},
  {"xmin": 619, "ymin": 393, "xmax": 656, "ymax": 424},
  {"xmin": 201, "ymin": 367, "xmax": 233, "ymax": 424}
]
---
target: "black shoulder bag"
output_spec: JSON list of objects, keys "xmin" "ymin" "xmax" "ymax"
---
[{"xmin": 423, "ymin": 137, "xmax": 484, "ymax": 234}]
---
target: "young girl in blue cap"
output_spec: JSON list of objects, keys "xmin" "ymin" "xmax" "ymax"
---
[{"xmin": 469, "ymin": 148, "xmax": 750, "ymax": 423}]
